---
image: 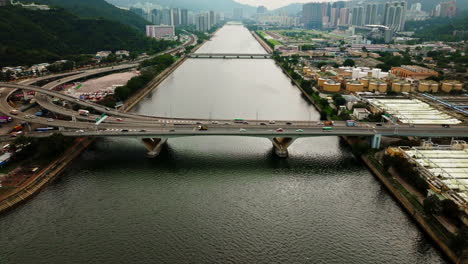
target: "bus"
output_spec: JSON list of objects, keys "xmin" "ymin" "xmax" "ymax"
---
[
  {"xmin": 233, "ymin": 118, "xmax": 244, "ymax": 123},
  {"xmin": 35, "ymin": 127, "xmax": 57, "ymax": 132},
  {"xmin": 322, "ymin": 126, "xmax": 333, "ymax": 131}
]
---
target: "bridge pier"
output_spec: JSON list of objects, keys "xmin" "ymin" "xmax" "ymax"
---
[
  {"xmin": 371, "ymin": 134, "xmax": 382, "ymax": 149},
  {"xmin": 271, "ymin": 137, "xmax": 296, "ymax": 158},
  {"xmin": 142, "ymin": 138, "xmax": 167, "ymax": 158}
]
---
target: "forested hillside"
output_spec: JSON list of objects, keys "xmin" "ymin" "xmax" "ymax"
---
[
  {"xmin": 0, "ymin": 6, "xmax": 175, "ymax": 67},
  {"xmin": 405, "ymin": 11, "xmax": 468, "ymax": 41},
  {"xmin": 21, "ymin": 0, "xmax": 149, "ymax": 31}
]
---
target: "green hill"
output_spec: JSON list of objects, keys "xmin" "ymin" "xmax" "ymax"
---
[
  {"xmin": 21, "ymin": 0, "xmax": 149, "ymax": 31},
  {"xmin": 405, "ymin": 11, "xmax": 468, "ymax": 41},
  {"xmin": 0, "ymin": 6, "xmax": 175, "ymax": 67}
]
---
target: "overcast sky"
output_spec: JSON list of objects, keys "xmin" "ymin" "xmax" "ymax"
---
[{"xmin": 233, "ymin": 0, "xmax": 323, "ymax": 10}]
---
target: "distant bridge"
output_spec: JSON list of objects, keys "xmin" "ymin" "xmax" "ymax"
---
[{"xmin": 188, "ymin": 53, "xmax": 272, "ymax": 59}]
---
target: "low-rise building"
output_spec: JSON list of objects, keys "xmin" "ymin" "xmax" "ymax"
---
[
  {"xmin": 323, "ymin": 80, "xmax": 341, "ymax": 92},
  {"xmin": 146, "ymin": 25, "xmax": 175, "ymax": 39},
  {"xmin": 391, "ymin": 65, "xmax": 438, "ymax": 79},
  {"xmin": 418, "ymin": 80, "xmax": 439, "ymax": 93},
  {"xmin": 391, "ymin": 80, "xmax": 412, "ymax": 92},
  {"xmin": 368, "ymin": 80, "xmax": 387, "ymax": 93},
  {"xmin": 95, "ymin": 51, "xmax": 112, "ymax": 60},
  {"xmin": 352, "ymin": 108, "xmax": 370, "ymax": 120},
  {"xmin": 115, "ymin": 50, "xmax": 130, "ymax": 58},
  {"xmin": 441, "ymin": 80, "xmax": 463, "ymax": 93},
  {"xmin": 346, "ymin": 81, "xmax": 364, "ymax": 92}
]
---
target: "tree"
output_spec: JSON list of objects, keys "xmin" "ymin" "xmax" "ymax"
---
[
  {"xmin": 423, "ymin": 195, "xmax": 442, "ymax": 215},
  {"xmin": 361, "ymin": 46, "xmax": 368, "ymax": 52},
  {"xmin": 343, "ymin": 59, "xmax": 355, "ymax": 67}
]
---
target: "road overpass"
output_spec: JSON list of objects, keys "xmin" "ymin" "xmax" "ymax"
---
[{"xmin": 188, "ymin": 53, "xmax": 272, "ymax": 59}]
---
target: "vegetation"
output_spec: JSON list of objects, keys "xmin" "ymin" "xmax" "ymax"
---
[
  {"xmin": 382, "ymin": 154, "xmax": 429, "ymax": 195},
  {"xmin": 343, "ymin": 59, "xmax": 355, "ymax": 67},
  {"xmin": 405, "ymin": 11, "xmax": 468, "ymax": 42},
  {"xmin": 375, "ymin": 52, "xmax": 414, "ymax": 71},
  {"xmin": 13, "ymin": 134, "xmax": 75, "ymax": 161},
  {"xmin": 29, "ymin": 0, "xmax": 149, "ymax": 31},
  {"xmin": 0, "ymin": 6, "xmax": 177, "ymax": 67},
  {"xmin": 113, "ymin": 54, "xmax": 175, "ymax": 102}
]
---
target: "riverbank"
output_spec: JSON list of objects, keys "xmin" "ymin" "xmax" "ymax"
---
[
  {"xmin": 250, "ymin": 30, "xmax": 464, "ymax": 263},
  {"xmin": 0, "ymin": 36, "xmax": 203, "ymax": 214}
]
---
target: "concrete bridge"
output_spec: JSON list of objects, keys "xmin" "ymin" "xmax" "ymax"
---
[
  {"xmin": 0, "ymin": 82, "xmax": 467, "ymax": 158},
  {"xmin": 188, "ymin": 53, "xmax": 272, "ymax": 59}
]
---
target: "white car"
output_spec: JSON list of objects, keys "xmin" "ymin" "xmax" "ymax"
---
[
  {"xmin": 47, "ymin": 118, "xmax": 54, "ymax": 122},
  {"xmin": 76, "ymin": 130, "xmax": 84, "ymax": 133},
  {"xmin": 240, "ymin": 128, "xmax": 247, "ymax": 132},
  {"xmin": 269, "ymin": 120, "xmax": 276, "ymax": 124}
]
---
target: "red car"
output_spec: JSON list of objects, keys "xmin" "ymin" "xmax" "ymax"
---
[{"xmin": 276, "ymin": 128, "xmax": 284, "ymax": 132}]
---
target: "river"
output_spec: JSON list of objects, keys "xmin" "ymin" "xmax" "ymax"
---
[{"xmin": 0, "ymin": 24, "xmax": 448, "ymax": 264}]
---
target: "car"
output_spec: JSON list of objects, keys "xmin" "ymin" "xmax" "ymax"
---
[
  {"xmin": 47, "ymin": 118, "xmax": 54, "ymax": 122},
  {"xmin": 442, "ymin": 124, "xmax": 450, "ymax": 128},
  {"xmin": 76, "ymin": 130, "xmax": 84, "ymax": 133},
  {"xmin": 239, "ymin": 128, "xmax": 247, "ymax": 132},
  {"xmin": 116, "ymin": 118, "xmax": 123, "ymax": 122},
  {"xmin": 196, "ymin": 121, "xmax": 203, "ymax": 125},
  {"xmin": 121, "ymin": 129, "xmax": 129, "ymax": 132},
  {"xmin": 286, "ymin": 122, "xmax": 292, "ymax": 125},
  {"xmin": 276, "ymin": 128, "xmax": 284, "ymax": 132},
  {"xmin": 211, "ymin": 121, "xmax": 219, "ymax": 124},
  {"xmin": 169, "ymin": 129, "xmax": 176, "ymax": 132},
  {"xmin": 269, "ymin": 120, "xmax": 276, "ymax": 124},
  {"xmin": 105, "ymin": 107, "xmax": 110, "ymax": 111},
  {"xmin": 243, "ymin": 121, "xmax": 249, "ymax": 124},
  {"xmin": 139, "ymin": 129, "xmax": 146, "ymax": 132},
  {"xmin": 376, "ymin": 123, "xmax": 383, "ymax": 127},
  {"xmin": 260, "ymin": 122, "xmax": 267, "ymax": 125},
  {"xmin": 296, "ymin": 129, "xmax": 304, "ymax": 132},
  {"xmin": 224, "ymin": 122, "xmax": 231, "ymax": 125}
]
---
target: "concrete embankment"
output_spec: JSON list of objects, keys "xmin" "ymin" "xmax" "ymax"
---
[
  {"xmin": 251, "ymin": 31, "xmax": 273, "ymax": 54},
  {"xmin": 0, "ymin": 38, "xmax": 203, "ymax": 214},
  {"xmin": 361, "ymin": 155, "xmax": 462, "ymax": 264}
]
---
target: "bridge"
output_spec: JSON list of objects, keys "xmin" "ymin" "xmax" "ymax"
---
[
  {"xmin": 188, "ymin": 53, "xmax": 272, "ymax": 59},
  {"xmin": 1, "ymin": 68, "xmax": 467, "ymax": 158}
]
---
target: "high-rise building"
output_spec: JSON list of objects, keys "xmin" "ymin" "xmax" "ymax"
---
[
  {"xmin": 181, "ymin": 9, "xmax": 188, "ymax": 25},
  {"xmin": 196, "ymin": 13, "xmax": 210, "ymax": 32},
  {"xmin": 150, "ymin": 9, "xmax": 161, "ymax": 25},
  {"xmin": 233, "ymin": 8, "xmax": 243, "ymax": 20},
  {"xmin": 257, "ymin": 5, "xmax": 267, "ymax": 14},
  {"xmin": 130, "ymin": 7, "xmax": 145, "ymax": 18},
  {"xmin": 365, "ymin": 3, "xmax": 378, "ymax": 25},
  {"xmin": 146, "ymin": 25, "xmax": 175, "ymax": 39},
  {"xmin": 209, "ymin": 10, "xmax": 215, "ymax": 27},
  {"xmin": 161, "ymin": 9, "xmax": 172, "ymax": 25},
  {"xmin": 338, "ymin": 8, "xmax": 350, "ymax": 25},
  {"xmin": 302, "ymin": 3, "xmax": 322, "ymax": 29},
  {"xmin": 439, "ymin": 1, "xmax": 457, "ymax": 17},
  {"xmin": 383, "ymin": 2, "xmax": 406, "ymax": 32},
  {"xmin": 172, "ymin": 8, "xmax": 180, "ymax": 26},
  {"xmin": 351, "ymin": 6, "xmax": 365, "ymax": 26}
]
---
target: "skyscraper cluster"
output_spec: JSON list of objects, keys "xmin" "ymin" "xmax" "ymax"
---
[{"xmin": 130, "ymin": 6, "xmax": 222, "ymax": 33}]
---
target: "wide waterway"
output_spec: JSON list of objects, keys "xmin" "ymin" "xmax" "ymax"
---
[{"xmin": 0, "ymin": 24, "xmax": 448, "ymax": 263}]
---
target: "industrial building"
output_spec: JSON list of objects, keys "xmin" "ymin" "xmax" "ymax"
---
[
  {"xmin": 391, "ymin": 65, "xmax": 439, "ymax": 79},
  {"xmin": 367, "ymin": 98, "xmax": 461, "ymax": 124}
]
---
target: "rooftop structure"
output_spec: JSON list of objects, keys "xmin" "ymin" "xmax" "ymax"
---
[
  {"xmin": 367, "ymin": 98, "xmax": 461, "ymax": 125},
  {"xmin": 398, "ymin": 142, "xmax": 468, "ymax": 215},
  {"xmin": 391, "ymin": 65, "xmax": 438, "ymax": 79}
]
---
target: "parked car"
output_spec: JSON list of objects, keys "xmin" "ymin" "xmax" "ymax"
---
[{"xmin": 276, "ymin": 128, "xmax": 284, "ymax": 132}]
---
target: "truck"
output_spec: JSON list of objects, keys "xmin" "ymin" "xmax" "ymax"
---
[
  {"xmin": 346, "ymin": 120, "xmax": 356, "ymax": 127},
  {"xmin": 12, "ymin": 125, "xmax": 22, "ymax": 132},
  {"xmin": 0, "ymin": 116, "xmax": 12, "ymax": 124},
  {"xmin": 197, "ymin": 125, "xmax": 208, "ymax": 131},
  {"xmin": 324, "ymin": 120, "xmax": 334, "ymax": 126},
  {"xmin": 78, "ymin": 109, "xmax": 90, "ymax": 116}
]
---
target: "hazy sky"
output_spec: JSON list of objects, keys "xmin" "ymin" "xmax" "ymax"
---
[{"xmin": 233, "ymin": 0, "xmax": 320, "ymax": 10}]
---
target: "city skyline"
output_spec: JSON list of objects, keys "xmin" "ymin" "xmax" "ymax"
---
[{"xmin": 234, "ymin": 0, "xmax": 335, "ymax": 10}]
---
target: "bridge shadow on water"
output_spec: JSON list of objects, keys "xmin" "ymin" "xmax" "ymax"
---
[{"xmin": 71, "ymin": 137, "xmax": 364, "ymax": 181}]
